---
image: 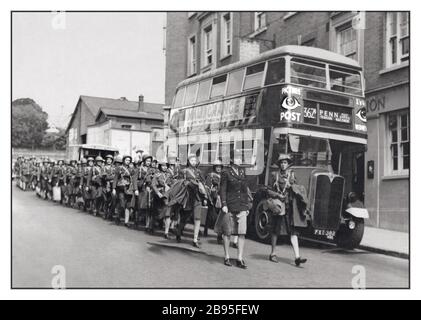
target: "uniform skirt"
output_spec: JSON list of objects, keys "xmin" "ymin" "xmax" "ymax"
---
[
  {"xmin": 138, "ymin": 188, "xmax": 153, "ymax": 210},
  {"xmin": 270, "ymin": 207, "xmax": 299, "ymax": 236}
]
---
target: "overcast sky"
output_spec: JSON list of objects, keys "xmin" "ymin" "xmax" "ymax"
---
[{"xmin": 12, "ymin": 12, "xmax": 166, "ymax": 128}]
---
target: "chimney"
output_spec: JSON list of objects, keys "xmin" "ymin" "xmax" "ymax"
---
[{"xmin": 138, "ymin": 95, "xmax": 144, "ymax": 112}]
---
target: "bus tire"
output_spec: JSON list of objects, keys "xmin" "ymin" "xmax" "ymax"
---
[
  {"xmin": 335, "ymin": 218, "xmax": 365, "ymax": 250},
  {"xmin": 250, "ymin": 201, "xmax": 271, "ymax": 244}
]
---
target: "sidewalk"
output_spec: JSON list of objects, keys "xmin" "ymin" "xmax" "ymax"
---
[{"xmin": 359, "ymin": 226, "xmax": 409, "ymax": 259}]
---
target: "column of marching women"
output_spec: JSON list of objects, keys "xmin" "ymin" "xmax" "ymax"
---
[{"xmin": 14, "ymin": 152, "xmax": 308, "ymax": 269}]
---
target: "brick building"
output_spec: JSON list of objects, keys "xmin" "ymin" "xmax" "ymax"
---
[
  {"xmin": 66, "ymin": 95, "xmax": 164, "ymax": 159},
  {"xmin": 164, "ymin": 11, "xmax": 409, "ymax": 232}
]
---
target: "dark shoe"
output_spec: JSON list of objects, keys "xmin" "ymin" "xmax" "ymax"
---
[
  {"xmin": 224, "ymin": 259, "xmax": 232, "ymax": 267},
  {"xmin": 176, "ymin": 235, "xmax": 181, "ymax": 243},
  {"xmin": 193, "ymin": 241, "xmax": 201, "ymax": 249},
  {"xmin": 269, "ymin": 254, "xmax": 278, "ymax": 263},
  {"xmin": 236, "ymin": 260, "xmax": 248, "ymax": 269},
  {"xmin": 164, "ymin": 233, "xmax": 171, "ymax": 240},
  {"xmin": 295, "ymin": 257, "xmax": 307, "ymax": 267}
]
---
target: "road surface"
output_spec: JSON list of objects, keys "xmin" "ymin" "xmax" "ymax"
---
[{"xmin": 12, "ymin": 188, "xmax": 409, "ymax": 288}]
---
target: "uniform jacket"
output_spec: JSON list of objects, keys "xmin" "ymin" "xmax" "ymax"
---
[
  {"xmin": 269, "ymin": 169, "xmax": 296, "ymax": 196},
  {"xmin": 87, "ymin": 165, "xmax": 104, "ymax": 186},
  {"xmin": 151, "ymin": 171, "xmax": 174, "ymax": 196},
  {"xmin": 133, "ymin": 166, "xmax": 155, "ymax": 192},
  {"xmin": 220, "ymin": 165, "xmax": 251, "ymax": 213},
  {"xmin": 49, "ymin": 165, "xmax": 65, "ymax": 182},
  {"xmin": 65, "ymin": 166, "xmax": 78, "ymax": 184},
  {"xmin": 112, "ymin": 165, "xmax": 132, "ymax": 189}
]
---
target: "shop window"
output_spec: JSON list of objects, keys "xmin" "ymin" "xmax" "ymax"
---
[{"xmin": 387, "ymin": 110, "xmax": 409, "ymax": 175}]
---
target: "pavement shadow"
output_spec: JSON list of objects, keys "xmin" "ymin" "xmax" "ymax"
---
[
  {"xmin": 147, "ymin": 241, "xmax": 224, "ymax": 266},
  {"xmin": 249, "ymin": 253, "xmax": 295, "ymax": 267},
  {"xmin": 321, "ymin": 248, "xmax": 373, "ymax": 256}
]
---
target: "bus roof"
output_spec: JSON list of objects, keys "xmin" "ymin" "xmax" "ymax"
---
[
  {"xmin": 78, "ymin": 144, "xmax": 119, "ymax": 152},
  {"xmin": 176, "ymin": 45, "xmax": 361, "ymax": 90}
]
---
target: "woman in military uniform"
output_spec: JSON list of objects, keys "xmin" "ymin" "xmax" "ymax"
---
[
  {"xmin": 83, "ymin": 157, "xmax": 95, "ymax": 212},
  {"xmin": 268, "ymin": 154, "xmax": 307, "ymax": 267},
  {"xmin": 205, "ymin": 159, "xmax": 223, "ymax": 241},
  {"xmin": 219, "ymin": 150, "xmax": 253, "ymax": 269},
  {"xmin": 112, "ymin": 155, "xmax": 133, "ymax": 226},
  {"xmin": 64, "ymin": 160, "xmax": 78, "ymax": 207},
  {"xmin": 177, "ymin": 154, "xmax": 208, "ymax": 248},
  {"xmin": 88, "ymin": 156, "xmax": 105, "ymax": 216},
  {"xmin": 103, "ymin": 155, "xmax": 116, "ymax": 220},
  {"xmin": 134, "ymin": 154, "xmax": 155, "ymax": 232},
  {"xmin": 151, "ymin": 159, "xmax": 174, "ymax": 238}
]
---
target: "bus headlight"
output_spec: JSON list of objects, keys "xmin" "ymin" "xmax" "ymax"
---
[{"xmin": 348, "ymin": 220, "xmax": 356, "ymax": 230}]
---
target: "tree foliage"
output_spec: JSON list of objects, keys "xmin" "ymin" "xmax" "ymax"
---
[
  {"xmin": 41, "ymin": 128, "xmax": 67, "ymax": 150},
  {"xmin": 12, "ymin": 98, "xmax": 49, "ymax": 148}
]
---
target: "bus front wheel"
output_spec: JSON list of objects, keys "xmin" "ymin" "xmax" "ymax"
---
[
  {"xmin": 335, "ymin": 218, "xmax": 365, "ymax": 249},
  {"xmin": 251, "ymin": 201, "xmax": 271, "ymax": 244}
]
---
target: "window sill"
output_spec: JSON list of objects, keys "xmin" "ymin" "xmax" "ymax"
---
[
  {"xmin": 249, "ymin": 27, "xmax": 268, "ymax": 38},
  {"xmin": 220, "ymin": 54, "xmax": 232, "ymax": 62},
  {"xmin": 379, "ymin": 61, "xmax": 409, "ymax": 75},
  {"xmin": 381, "ymin": 174, "xmax": 409, "ymax": 181},
  {"xmin": 283, "ymin": 12, "xmax": 298, "ymax": 20}
]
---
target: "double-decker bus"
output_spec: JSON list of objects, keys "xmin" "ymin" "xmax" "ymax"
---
[{"xmin": 167, "ymin": 45, "xmax": 369, "ymax": 249}]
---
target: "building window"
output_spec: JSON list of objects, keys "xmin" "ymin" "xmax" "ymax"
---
[
  {"xmin": 254, "ymin": 12, "xmax": 267, "ymax": 31},
  {"xmin": 121, "ymin": 124, "xmax": 132, "ymax": 129},
  {"xmin": 221, "ymin": 13, "xmax": 232, "ymax": 58},
  {"xmin": 387, "ymin": 110, "xmax": 409, "ymax": 175},
  {"xmin": 187, "ymin": 35, "xmax": 197, "ymax": 76},
  {"xmin": 336, "ymin": 23, "xmax": 357, "ymax": 60},
  {"xmin": 386, "ymin": 12, "xmax": 409, "ymax": 67},
  {"xmin": 202, "ymin": 24, "xmax": 214, "ymax": 68}
]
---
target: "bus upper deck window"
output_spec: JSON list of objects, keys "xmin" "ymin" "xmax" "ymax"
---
[
  {"xmin": 197, "ymin": 79, "xmax": 212, "ymax": 103},
  {"xmin": 329, "ymin": 65, "xmax": 362, "ymax": 95},
  {"xmin": 243, "ymin": 62, "xmax": 265, "ymax": 91},
  {"xmin": 174, "ymin": 87, "xmax": 186, "ymax": 108},
  {"xmin": 290, "ymin": 58, "xmax": 327, "ymax": 89},
  {"xmin": 226, "ymin": 68, "xmax": 245, "ymax": 96},
  {"xmin": 184, "ymin": 84, "xmax": 198, "ymax": 106},
  {"xmin": 210, "ymin": 74, "xmax": 227, "ymax": 98},
  {"xmin": 265, "ymin": 58, "xmax": 285, "ymax": 85}
]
